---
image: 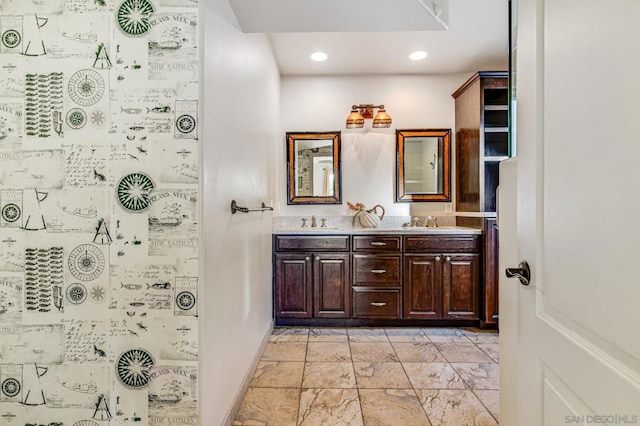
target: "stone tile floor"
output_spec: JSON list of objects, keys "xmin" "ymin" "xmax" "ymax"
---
[{"xmin": 233, "ymin": 327, "xmax": 499, "ymax": 425}]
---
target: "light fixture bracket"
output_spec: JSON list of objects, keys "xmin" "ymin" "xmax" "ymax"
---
[
  {"xmin": 346, "ymin": 104, "xmax": 391, "ymax": 129},
  {"xmin": 352, "ymin": 104, "xmax": 385, "ymax": 119}
]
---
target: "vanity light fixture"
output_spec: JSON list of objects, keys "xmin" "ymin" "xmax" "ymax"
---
[{"xmin": 346, "ymin": 104, "xmax": 392, "ymax": 129}]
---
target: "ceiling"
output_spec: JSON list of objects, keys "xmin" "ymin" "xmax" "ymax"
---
[{"xmin": 229, "ymin": 0, "xmax": 509, "ymax": 76}]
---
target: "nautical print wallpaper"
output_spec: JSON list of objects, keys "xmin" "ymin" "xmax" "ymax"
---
[{"xmin": 0, "ymin": 0, "xmax": 200, "ymax": 424}]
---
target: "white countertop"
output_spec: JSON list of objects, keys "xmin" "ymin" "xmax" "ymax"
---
[{"xmin": 273, "ymin": 226, "xmax": 482, "ymax": 235}]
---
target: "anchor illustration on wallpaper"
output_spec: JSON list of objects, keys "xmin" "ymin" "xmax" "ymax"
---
[{"xmin": 21, "ymin": 189, "xmax": 48, "ymax": 231}]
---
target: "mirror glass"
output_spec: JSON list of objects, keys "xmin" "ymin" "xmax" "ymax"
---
[
  {"xmin": 396, "ymin": 129, "xmax": 451, "ymax": 202},
  {"xmin": 287, "ymin": 131, "xmax": 341, "ymax": 204}
]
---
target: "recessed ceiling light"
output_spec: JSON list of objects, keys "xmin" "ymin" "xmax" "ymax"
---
[
  {"xmin": 310, "ymin": 51, "xmax": 328, "ymax": 62},
  {"xmin": 409, "ymin": 51, "xmax": 428, "ymax": 61}
]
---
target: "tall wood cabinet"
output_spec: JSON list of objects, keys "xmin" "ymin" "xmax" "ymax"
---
[
  {"xmin": 453, "ymin": 71, "xmax": 509, "ymax": 213},
  {"xmin": 453, "ymin": 71, "xmax": 508, "ymax": 329}
]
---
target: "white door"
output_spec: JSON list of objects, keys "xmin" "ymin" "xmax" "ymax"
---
[{"xmin": 501, "ymin": 0, "xmax": 640, "ymax": 424}]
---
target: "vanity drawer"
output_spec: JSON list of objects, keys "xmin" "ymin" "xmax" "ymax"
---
[
  {"xmin": 274, "ymin": 235, "xmax": 350, "ymax": 252},
  {"xmin": 353, "ymin": 236, "xmax": 401, "ymax": 252},
  {"xmin": 353, "ymin": 255, "xmax": 401, "ymax": 287},
  {"xmin": 353, "ymin": 289, "xmax": 401, "ymax": 318},
  {"xmin": 404, "ymin": 235, "xmax": 480, "ymax": 253}
]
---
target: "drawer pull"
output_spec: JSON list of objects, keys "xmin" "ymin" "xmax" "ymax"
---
[
  {"xmin": 370, "ymin": 269, "xmax": 387, "ymax": 274},
  {"xmin": 370, "ymin": 242, "xmax": 387, "ymax": 246},
  {"xmin": 370, "ymin": 302, "xmax": 387, "ymax": 307}
]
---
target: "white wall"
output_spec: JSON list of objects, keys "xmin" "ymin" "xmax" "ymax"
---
[
  {"xmin": 279, "ymin": 74, "xmax": 473, "ymax": 218},
  {"xmin": 200, "ymin": 0, "xmax": 280, "ymax": 423}
]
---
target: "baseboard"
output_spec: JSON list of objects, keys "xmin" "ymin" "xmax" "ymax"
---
[{"xmin": 222, "ymin": 320, "xmax": 274, "ymax": 425}]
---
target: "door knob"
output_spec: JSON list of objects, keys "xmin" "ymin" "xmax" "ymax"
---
[{"xmin": 505, "ymin": 261, "xmax": 531, "ymax": 286}]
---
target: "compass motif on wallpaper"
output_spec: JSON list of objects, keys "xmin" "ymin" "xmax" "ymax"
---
[
  {"xmin": 73, "ymin": 421, "xmax": 99, "ymax": 426},
  {"xmin": 66, "ymin": 108, "xmax": 87, "ymax": 129},
  {"xmin": 1, "ymin": 203, "xmax": 21, "ymax": 223},
  {"xmin": 116, "ymin": 172, "xmax": 155, "ymax": 212},
  {"xmin": 116, "ymin": 0, "xmax": 155, "ymax": 37},
  {"xmin": 66, "ymin": 283, "xmax": 88, "ymax": 305},
  {"xmin": 176, "ymin": 114, "xmax": 196, "ymax": 134},
  {"xmin": 68, "ymin": 69, "xmax": 105, "ymax": 107},
  {"xmin": 1, "ymin": 378, "xmax": 20, "ymax": 398},
  {"xmin": 68, "ymin": 244, "xmax": 105, "ymax": 281},
  {"xmin": 90, "ymin": 109, "xmax": 106, "ymax": 128},
  {"xmin": 116, "ymin": 348, "xmax": 155, "ymax": 389},
  {"xmin": 1, "ymin": 29, "xmax": 20, "ymax": 49},
  {"xmin": 90, "ymin": 284, "xmax": 107, "ymax": 303},
  {"xmin": 176, "ymin": 291, "xmax": 195, "ymax": 311}
]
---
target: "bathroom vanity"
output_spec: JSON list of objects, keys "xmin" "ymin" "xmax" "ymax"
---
[{"xmin": 273, "ymin": 227, "xmax": 485, "ymax": 327}]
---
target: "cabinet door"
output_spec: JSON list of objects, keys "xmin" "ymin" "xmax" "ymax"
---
[
  {"xmin": 483, "ymin": 218, "xmax": 499, "ymax": 327},
  {"xmin": 314, "ymin": 254, "xmax": 350, "ymax": 318},
  {"xmin": 403, "ymin": 254, "xmax": 442, "ymax": 319},
  {"xmin": 442, "ymin": 253, "xmax": 480, "ymax": 319},
  {"xmin": 274, "ymin": 253, "xmax": 312, "ymax": 318}
]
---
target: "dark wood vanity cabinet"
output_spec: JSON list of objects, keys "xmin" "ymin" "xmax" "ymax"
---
[
  {"xmin": 273, "ymin": 233, "xmax": 481, "ymax": 325},
  {"xmin": 442, "ymin": 253, "xmax": 480, "ymax": 319},
  {"xmin": 404, "ymin": 236, "xmax": 480, "ymax": 321},
  {"xmin": 482, "ymin": 218, "xmax": 499, "ymax": 327},
  {"xmin": 313, "ymin": 254, "xmax": 350, "ymax": 318},
  {"xmin": 274, "ymin": 253, "xmax": 313, "ymax": 318},
  {"xmin": 274, "ymin": 236, "xmax": 350, "ymax": 319},
  {"xmin": 404, "ymin": 254, "xmax": 442, "ymax": 319},
  {"xmin": 352, "ymin": 236, "xmax": 402, "ymax": 319}
]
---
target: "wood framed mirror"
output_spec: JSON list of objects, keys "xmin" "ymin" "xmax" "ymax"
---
[
  {"xmin": 286, "ymin": 131, "xmax": 342, "ymax": 204},
  {"xmin": 396, "ymin": 128, "xmax": 451, "ymax": 202}
]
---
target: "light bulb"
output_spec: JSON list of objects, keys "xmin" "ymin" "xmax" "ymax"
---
[
  {"xmin": 409, "ymin": 51, "xmax": 428, "ymax": 61},
  {"xmin": 310, "ymin": 51, "xmax": 328, "ymax": 62}
]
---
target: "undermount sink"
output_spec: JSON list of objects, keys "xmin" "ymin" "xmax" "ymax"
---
[{"xmin": 303, "ymin": 227, "xmax": 341, "ymax": 230}]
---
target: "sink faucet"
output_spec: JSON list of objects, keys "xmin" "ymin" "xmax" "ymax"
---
[
  {"xmin": 425, "ymin": 216, "xmax": 438, "ymax": 228},
  {"xmin": 311, "ymin": 215, "xmax": 317, "ymax": 227}
]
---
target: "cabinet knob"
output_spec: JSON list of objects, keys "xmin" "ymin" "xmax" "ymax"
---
[
  {"xmin": 315, "ymin": 256, "xmax": 320, "ymax": 261},
  {"xmin": 435, "ymin": 256, "xmax": 441, "ymax": 262},
  {"xmin": 370, "ymin": 302, "xmax": 387, "ymax": 307},
  {"xmin": 305, "ymin": 256, "xmax": 310, "ymax": 261},
  {"xmin": 445, "ymin": 256, "xmax": 451, "ymax": 262}
]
